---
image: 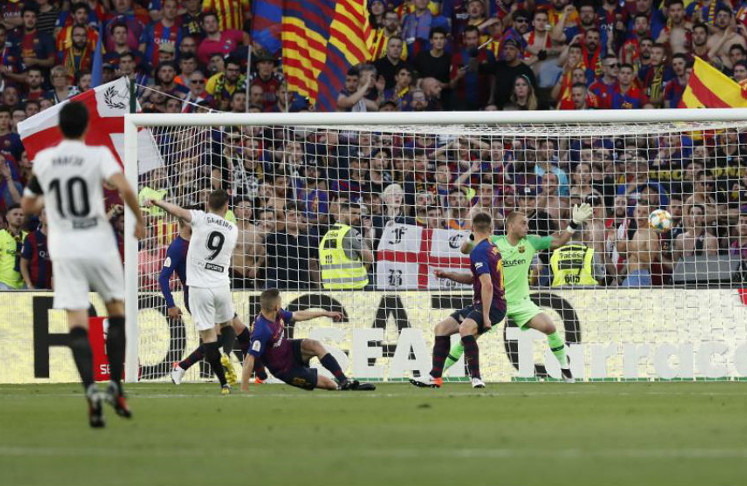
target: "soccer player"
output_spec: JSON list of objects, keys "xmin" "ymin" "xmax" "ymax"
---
[
  {"xmin": 410, "ymin": 212, "xmax": 507, "ymax": 389},
  {"xmin": 240, "ymin": 289, "xmax": 376, "ymax": 392},
  {"xmin": 163, "ymin": 219, "xmax": 267, "ymax": 385},
  {"xmin": 145, "ymin": 189, "xmax": 239, "ymax": 394},
  {"xmin": 442, "ymin": 203, "xmax": 593, "ymax": 383},
  {"xmin": 21, "ymin": 101, "xmax": 146, "ymax": 427}
]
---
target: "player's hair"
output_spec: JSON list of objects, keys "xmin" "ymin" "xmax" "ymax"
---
[
  {"xmin": 59, "ymin": 101, "xmax": 89, "ymax": 139},
  {"xmin": 207, "ymin": 189, "xmax": 229, "ymax": 211},
  {"xmin": 506, "ymin": 210, "xmax": 525, "ymax": 226},
  {"xmin": 260, "ymin": 288, "xmax": 281, "ymax": 312},
  {"xmin": 472, "ymin": 211, "xmax": 492, "ymax": 232}
]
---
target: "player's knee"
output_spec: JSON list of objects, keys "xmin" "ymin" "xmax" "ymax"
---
[
  {"xmin": 544, "ymin": 322, "xmax": 556, "ymax": 335},
  {"xmin": 459, "ymin": 321, "xmax": 478, "ymax": 337},
  {"xmin": 303, "ymin": 339, "xmax": 324, "ymax": 354}
]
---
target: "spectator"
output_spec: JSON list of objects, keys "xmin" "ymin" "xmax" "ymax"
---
[
  {"xmin": 231, "ymin": 197, "xmax": 265, "ymax": 289},
  {"xmin": 663, "ymin": 53, "xmax": 688, "ymax": 108},
  {"xmin": 402, "ymin": 0, "xmax": 449, "ymax": 58},
  {"xmin": 337, "ymin": 65, "xmax": 381, "ymax": 112},
  {"xmin": 371, "ymin": 10, "xmax": 404, "ymax": 60},
  {"xmin": 14, "ymin": 5, "xmax": 56, "ymax": 72},
  {"xmin": 612, "ymin": 63, "xmax": 647, "ymax": 109},
  {"xmin": 535, "ymin": 139, "xmax": 570, "ymax": 196},
  {"xmin": 265, "ymin": 203, "xmax": 317, "ymax": 289},
  {"xmin": 374, "ymin": 36, "xmax": 407, "ymax": 90},
  {"xmin": 733, "ymin": 60, "xmax": 747, "ymax": 82},
  {"xmin": 589, "ymin": 55, "xmax": 619, "ymax": 109},
  {"xmin": 657, "ymin": 0, "xmax": 691, "ymax": 55},
  {"xmin": 47, "ymin": 65, "xmax": 75, "ymax": 103},
  {"xmin": 140, "ymin": 0, "xmax": 181, "ymax": 67},
  {"xmin": 181, "ymin": 69, "xmax": 211, "ymax": 111},
  {"xmin": 195, "ymin": 11, "xmax": 244, "ymax": 66},
  {"xmin": 319, "ymin": 201, "xmax": 373, "ymax": 290},
  {"xmin": 203, "ymin": 0, "xmax": 250, "ymax": 32},
  {"xmin": 374, "ymin": 183, "xmax": 415, "ymax": 238},
  {"xmin": 249, "ymin": 49, "xmax": 283, "ymax": 112},
  {"xmin": 55, "ymin": 2, "xmax": 98, "ymax": 52},
  {"xmin": 673, "ymin": 204, "xmax": 720, "ymax": 263},
  {"xmin": 179, "ymin": 0, "xmax": 204, "ymax": 40},
  {"xmin": 692, "ymin": 22, "xmax": 710, "ymax": 60},
  {"xmin": 383, "ymin": 65, "xmax": 413, "ymax": 110},
  {"xmin": 59, "ymin": 25, "xmax": 94, "ymax": 74},
  {"xmin": 0, "ymin": 25, "xmax": 24, "ymax": 88},
  {"xmin": 488, "ymin": 38, "xmax": 535, "ymax": 110},
  {"xmin": 179, "ymin": 34, "xmax": 198, "ymax": 57},
  {"xmin": 617, "ymin": 202, "xmax": 661, "ymax": 287},
  {"xmin": 20, "ymin": 209, "xmax": 52, "ymax": 290},
  {"xmin": 450, "ymin": 25, "xmax": 495, "ymax": 110},
  {"xmin": 707, "ymin": 7, "xmax": 746, "ymax": 69},
  {"xmin": 564, "ymin": 82, "xmax": 596, "ymax": 110},
  {"xmin": 104, "ymin": 0, "xmax": 146, "ymax": 53},
  {"xmin": 413, "ymin": 27, "xmax": 451, "ymax": 93},
  {"xmin": 504, "ymin": 74, "xmax": 543, "ymax": 110},
  {"xmin": 0, "ymin": 106, "xmax": 23, "ymax": 161},
  {"xmin": 103, "ymin": 23, "xmax": 141, "ymax": 67},
  {"xmin": 206, "ymin": 56, "xmax": 245, "ymax": 111},
  {"xmin": 420, "ymin": 76, "xmax": 443, "ymax": 110},
  {"xmin": 0, "ymin": 204, "xmax": 25, "ymax": 289}
]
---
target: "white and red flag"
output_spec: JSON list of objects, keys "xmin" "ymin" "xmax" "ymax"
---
[{"xmin": 18, "ymin": 77, "xmax": 162, "ymax": 174}]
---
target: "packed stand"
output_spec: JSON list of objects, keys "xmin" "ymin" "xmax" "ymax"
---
[{"xmin": 0, "ymin": 0, "xmax": 746, "ymax": 292}]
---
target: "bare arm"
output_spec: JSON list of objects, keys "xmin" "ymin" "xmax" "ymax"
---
[
  {"xmin": 704, "ymin": 234, "xmax": 720, "ymax": 256},
  {"xmin": 108, "ymin": 173, "xmax": 146, "ymax": 235},
  {"xmin": 550, "ymin": 229, "xmax": 574, "ymax": 250},
  {"xmin": 337, "ymin": 75, "xmax": 372, "ymax": 110},
  {"xmin": 149, "ymin": 198, "xmax": 192, "ymax": 222},
  {"xmin": 292, "ymin": 309, "xmax": 343, "ymax": 322},
  {"xmin": 434, "ymin": 269, "xmax": 473, "ymax": 284},
  {"xmin": 241, "ymin": 354, "xmax": 255, "ymax": 392},
  {"xmin": 20, "ymin": 257, "xmax": 34, "ymax": 289}
]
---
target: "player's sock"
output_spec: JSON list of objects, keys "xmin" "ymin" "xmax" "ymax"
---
[
  {"xmin": 430, "ymin": 336, "xmax": 451, "ymax": 379},
  {"xmin": 547, "ymin": 331, "xmax": 568, "ymax": 369},
  {"xmin": 106, "ymin": 316, "xmax": 125, "ymax": 389},
  {"xmin": 204, "ymin": 341, "xmax": 227, "ymax": 386},
  {"xmin": 461, "ymin": 335, "xmax": 481, "ymax": 380},
  {"xmin": 69, "ymin": 327, "xmax": 94, "ymax": 390},
  {"xmin": 178, "ymin": 345, "xmax": 204, "ymax": 371},
  {"xmin": 443, "ymin": 341, "xmax": 465, "ymax": 372},
  {"xmin": 320, "ymin": 353, "xmax": 347, "ymax": 382},
  {"xmin": 221, "ymin": 326, "xmax": 237, "ymax": 356},
  {"xmin": 254, "ymin": 361, "xmax": 268, "ymax": 381},
  {"xmin": 237, "ymin": 328, "xmax": 252, "ymax": 355}
]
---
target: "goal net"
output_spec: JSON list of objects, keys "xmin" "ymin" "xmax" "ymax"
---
[{"xmin": 124, "ymin": 111, "xmax": 747, "ymax": 383}]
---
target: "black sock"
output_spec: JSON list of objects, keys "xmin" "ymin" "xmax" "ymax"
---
[
  {"xmin": 106, "ymin": 316, "xmax": 125, "ymax": 388},
  {"xmin": 236, "ymin": 327, "xmax": 250, "ymax": 344},
  {"xmin": 320, "ymin": 353, "xmax": 347, "ymax": 382},
  {"xmin": 254, "ymin": 360, "xmax": 268, "ymax": 380},
  {"xmin": 430, "ymin": 336, "xmax": 451, "ymax": 379},
  {"xmin": 69, "ymin": 327, "xmax": 94, "ymax": 390},
  {"xmin": 220, "ymin": 325, "xmax": 237, "ymax": 356},
  {"xmin": 204, "ymin": 341, "xmax": 227, "ymax": 386},
  {"xmin": 179, "ymin": 344, "xmax": 204, "ymax": 370},
  {"xmin": 461, "ymin": 335, "xmax": 481, "ymax": 379}
]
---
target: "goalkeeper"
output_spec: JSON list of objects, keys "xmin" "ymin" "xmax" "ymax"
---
[{"xmin": 442, "ymin": 203, "xmax": 593, "ymax": 383}]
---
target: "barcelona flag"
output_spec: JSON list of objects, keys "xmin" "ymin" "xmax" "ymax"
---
[{"xmin": 680, "ymin": 56, "xmax": 747, "ymax": 108}]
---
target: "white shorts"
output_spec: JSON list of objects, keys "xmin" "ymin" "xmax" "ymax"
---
[
  {"xmin": 52, "ymin": 257, "xmax": 124, "ymax": 310},
  {"xmin": 189, "ymin": 286, "xmax": 235, "ymax": 331}
]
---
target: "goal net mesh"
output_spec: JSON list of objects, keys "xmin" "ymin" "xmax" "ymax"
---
[{"xmin": 132, "ymin": 119, "xmax": 747, "ymax": 383}]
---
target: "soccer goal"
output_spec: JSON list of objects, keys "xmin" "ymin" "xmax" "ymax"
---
[{"xmin": 123, "ymin": 110, "xmax": 747, "ymax": 384}]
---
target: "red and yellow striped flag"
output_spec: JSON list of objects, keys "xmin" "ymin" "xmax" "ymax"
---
[{"xmin": 680, "ymin": 56, "xmax": 747, "ymax": 108}]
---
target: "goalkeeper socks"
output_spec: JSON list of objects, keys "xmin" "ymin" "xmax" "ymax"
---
[
  {"xmin": 320, "ymin": 353, "xmax": 347, "ymax": 382},
  {"xmin": 179, "ymin": 345, "xmax": 204, "ymax": 370},
  {"xmin": 69, "ymin": 327, "xmax": 94, "ymax": 390},
  {"xmin": 461, "ymin": 335, "xmax": 481, "ymax": 379},
  {"xmin": 220, "ymin": 325, "xmax": 237, "ymax": 356},
  {"xmin": 430, "ymin": 336, "xmax": 451, "ymax": 379},
  {"xmin": 547, "ymin": 331, "xmax": 568, "ymax": 369},
  {"xmin": 204, "ymin": 341, "xmax": 227, "ymax": 386},
  {"xmin": 443, "ymin": 341, "xmax": 465, "ymax": 372},
  {"xmin": 106, "ymin": 316, "xmax": 126, "ymax": 387}
]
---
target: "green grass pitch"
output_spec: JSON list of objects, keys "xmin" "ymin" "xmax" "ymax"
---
[{"xmin": 1, "ymin": 382, "xmax": 746, "ymax": 486}]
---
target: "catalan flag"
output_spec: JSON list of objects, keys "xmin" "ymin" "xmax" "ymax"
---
[
  {"xmin": 680, "ymin": 56, "xmax": 747, "ymax": 108},
  {"xmin": 282, "ymin": 0, "xmax": 373, "ymax": 110}
]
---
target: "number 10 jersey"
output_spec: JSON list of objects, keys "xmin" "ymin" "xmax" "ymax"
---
[
  {"xmin": 187, "ymin": 210, "xmax": 238, "ymax": 288},
  {"xmin": 29, "ymin": 140, "xmax": 122, "ymax": 261}
]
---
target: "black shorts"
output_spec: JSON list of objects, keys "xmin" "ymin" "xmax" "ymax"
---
[
  {"xmin": 274, "ymin": 339, "xmax": 318, "ymax": 391},
  {"xmin": 450, "ymin": 304, "xmax": 506, "ymax": 334}
]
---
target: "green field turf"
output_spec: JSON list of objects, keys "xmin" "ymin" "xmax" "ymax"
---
[{"xmin": 1, "ymin": 382, "xmax": 746, "ymax": 486}]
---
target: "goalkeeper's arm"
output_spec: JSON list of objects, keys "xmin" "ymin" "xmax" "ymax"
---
[{"xmin": 550, "ymin": 203, "xmax": 592, "ymax": 250}]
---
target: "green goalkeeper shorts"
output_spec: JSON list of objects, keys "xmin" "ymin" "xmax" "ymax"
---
[{"xmin": 507, "ymin": 297, "xmax": 543, "ymax": 330}]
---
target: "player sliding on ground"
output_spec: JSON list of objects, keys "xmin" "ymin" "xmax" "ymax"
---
[
  {"xmin": 21, "ymin": 102, "xmax": 146, "ymax": 427},
  {"xmin": 410, "ymin": 212, "xmax": 507, "ymax": 389},
  {"xmin": 241, "ymin": 289, "xmax": 376, "ymax": 392},
  {"xmin": 442, "ymin": 204, "xmax": 593, "ymax": 383},
  {"xmin": 161, "ymin": 220, "xmax": 267, "ymax": 386},
  {"xmin": 144, "ymin": 190, "xmax": 239, "ymax": 394}
]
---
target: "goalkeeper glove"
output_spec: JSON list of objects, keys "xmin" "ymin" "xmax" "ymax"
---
[{"xmin": 566, "ymin": 203, "xmax": 592, "ymax": 234}]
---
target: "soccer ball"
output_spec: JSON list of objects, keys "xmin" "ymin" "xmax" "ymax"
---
[{"xmin": 648, "ymin": 209, "xmax": 673, "ymax": 233}]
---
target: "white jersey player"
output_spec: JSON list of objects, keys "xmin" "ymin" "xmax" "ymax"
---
[
  {"xmin": 21, "ymin": 101, "xmax": 145, "ymax": 428},
  {"xmin": 145, "ymin": 189, "xmax": 238, "ymax": 394}
]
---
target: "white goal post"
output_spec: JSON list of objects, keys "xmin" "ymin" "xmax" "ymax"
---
[{"xmin": 123, "ymin": 109, "xmax": 747, "ymax": 384}]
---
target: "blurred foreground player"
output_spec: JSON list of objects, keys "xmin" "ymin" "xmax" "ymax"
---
[
  {"xmin": 145, "ymin": 190, "xmax": 238, "ymax": 394},
  {"xmin": 410, "ymin": 212, "xmax": 506, "ymax": 389},
  {"xmin": 241, "ymin": 289, "xmax": 376, "ymax": 392},
  {"xmin": 161, "ymin": 219, "xmax": 267, "ymax": 385},
  {"xmin": 21, "ymin": 101, "xmax": 146, "ymax": 427}
]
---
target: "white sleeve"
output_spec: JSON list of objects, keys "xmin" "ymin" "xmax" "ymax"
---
[
  {"xmin": 99, "ymin": 147, "xmax": 122, "ymax": 181},
  {"xmin": 189, "ymin": 210, "xmax": 206, "ymax": 227}
]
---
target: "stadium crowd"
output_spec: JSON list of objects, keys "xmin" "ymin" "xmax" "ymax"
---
[{"xmin": 0, "ymin": 0, "xmax": 746, "ymax": 292}]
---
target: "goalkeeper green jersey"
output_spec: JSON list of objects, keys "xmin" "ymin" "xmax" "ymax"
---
[{"xmin": 490, "ymin": 234, "xmax": 552, "ymax": 304}]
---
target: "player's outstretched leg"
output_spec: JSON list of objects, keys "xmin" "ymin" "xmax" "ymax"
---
[
  {"xmin": 301, "ymin": 339, "xmax": 375, "ymax": 391},
  {"xmin": 103, "ymin": 305, "xmax": 132, "ymax": 418},
  {"xmin": 68, "ymin": 318, "xmax": 104, "ymax": 428},
  {"xmin": 459, "ymin": 319, "xmax": 484, "ymax": 388},
  {"xmin": 218, "ymin": 323, "xmax": 238, "ymax": 386},
  {"xmin": 410, "ymin": 317, "xmax": 459, "ymax": 388},
  {"xmin": 527, "ymin": 314, "xmax": 574, "ymax": 383}
]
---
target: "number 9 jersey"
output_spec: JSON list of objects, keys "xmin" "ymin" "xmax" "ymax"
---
[
  {"xmin": 186, "ymin": 210, "xmax": 238, "ymax": 289},
  {"xmin": 25, "ymin": 140, "xmax": 122, "ymax": 260}
]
